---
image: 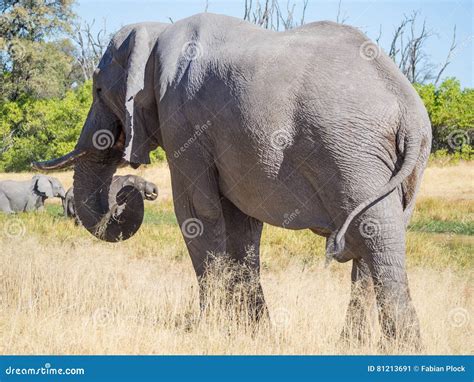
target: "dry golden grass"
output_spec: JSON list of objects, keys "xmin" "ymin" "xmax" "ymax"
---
[
  {"xmin": 0, "ymin": 161, "xmax": 472, "ymax": 355},
  {"xmin": 419, "ymin": 161, "xmax": 474, "ymax": 200}
]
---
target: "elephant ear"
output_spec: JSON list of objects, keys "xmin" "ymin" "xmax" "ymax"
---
[
  {"xmin": 122, "ymin": 27, "xmax": 157, "ymax": 165},
  {"xmin": 35, "ymin": 176, "xmax": 54, "ymax": 198}
]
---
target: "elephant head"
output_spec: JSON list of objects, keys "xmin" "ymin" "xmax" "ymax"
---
[
  {"xmin": 32, "ymin": 23, "xmax": 168, "ymax": 242},
  {"xmin": 122, "ymin": 175, "xmax": 159, "ymax": 201},
  {"xmin": 33, "ymin": 175, "xmax": 66, "ymax": 200}
]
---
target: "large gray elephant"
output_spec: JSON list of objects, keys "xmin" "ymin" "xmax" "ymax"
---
[
  {"xmin": 63, "ymin": 175, "xmax": 158, "ymax": 218},
  {"xmin": 34, "ymin": 14, "xmax": 431, "ymax": 346},
  {"xmin": 0, "ymin": 175, "xmax": 65, "ymax": 213}
]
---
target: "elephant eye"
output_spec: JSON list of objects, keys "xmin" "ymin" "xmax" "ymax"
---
[{"xmin": 96, "ymin": 87, "xmax": 102, "ymax": 93}]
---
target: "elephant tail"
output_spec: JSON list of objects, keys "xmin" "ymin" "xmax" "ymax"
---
[{"xmin": 326, "ymin": 126, "xmax": 422, "ymax": 263}]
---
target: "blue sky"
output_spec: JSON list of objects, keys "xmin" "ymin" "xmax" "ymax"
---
[{"xmin": 75, "ymin": 0, "xmax": 473, "ymax": 86}]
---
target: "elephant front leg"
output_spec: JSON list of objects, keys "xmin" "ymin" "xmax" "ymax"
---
[
  {"xmin": 221, "ymin": 197, "xmax": 268, "ymax": 322},
  {"xmin": 170, "ymin": 165, "xmax": 229, "ymax": 317},
  {"xmin": 341, "ymin": 258, "xmax": 375, "ymax": 345},
  {"xmin": 0, "ymin": 193, "xmax": 14, "ymax": 213}
]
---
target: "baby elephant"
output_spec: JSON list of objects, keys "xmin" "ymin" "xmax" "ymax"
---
[
  {"xmin": 0, "ymin": 175, "xmax": 65, "ymax": 213},
  {"xmin": 64, "ymin": 175, "xmax": 158, "ymax": 218}
]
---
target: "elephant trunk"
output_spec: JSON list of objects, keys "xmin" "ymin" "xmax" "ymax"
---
[
  {"xmin": 73, "ymin": 149, "xmax": 144, "ymax": 242},
  {"xmin": 144, "ymin": 182, "xmax": 159, "ymax": 201}
]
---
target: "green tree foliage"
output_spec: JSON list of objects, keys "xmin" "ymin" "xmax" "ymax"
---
[
  {"xmin": 0, "ymin": 0, "xmax": 74, "ymax": 41},
  {"xmin": 1, "ymin": 38, "xmax": 74, "ymax": 100},
  {"xmin": 1, "ymin": 0, "xmax": 76, "ymax": 101},
  {"xmin": 0, "ymin": 81, "xmax": 91, "ymax": 171},
  {"xmin": 415, "ymin": 78, "xmax": 473, "ymax": 157},
  {"xmin": 0, "ymin": 80, "xmax": 166, "ymax": 171}
]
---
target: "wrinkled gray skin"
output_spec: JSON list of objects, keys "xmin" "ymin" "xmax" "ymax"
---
[
  {"xmin": 63, "ymin": 175, "xmax": 158, "ymax": 218},
  {"xmin": 34, "ymin": 14, "xmax": 431, "ymax": 347},
  {"xmin": 0, "ymin": 175, "xmax": 65, "ymax": 213}
]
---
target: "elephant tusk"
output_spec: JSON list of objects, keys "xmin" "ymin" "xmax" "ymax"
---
[
  {"xmin": 32, "ymin": 149, "xmax": 87, "ymax": 171},
  {"xmin": 145, "ymin": 191, "xmax": 158, "ymax": 200}
]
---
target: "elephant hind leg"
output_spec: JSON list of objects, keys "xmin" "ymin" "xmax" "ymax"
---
[
  {"xmin": 370, "ymin": 258, "xmax": 421, "ymax": 351},
  {"xmin": 350, "ymin": 192, "xmax": 421, "ymax": 350},
  {"xmin": 341, "ymin": 258, "xmax": 375, "ymax": 345},
  {"xmin": 221, "ymin": 197, "xmax": 268, "ymax": 322}
]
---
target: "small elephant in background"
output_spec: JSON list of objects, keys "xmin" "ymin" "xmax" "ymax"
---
[
  {"xmin": 63, "ymin": 187, "xmax": 76, "ymax": 218},
  {"xmin": 0, "ymin": 175, "xmax": 65, "ymax": 213},
  {"xmin": 63, "ymin": 175, "xmax": 158, "ymax": 218},
  {"xmin": 109, "ymin": 175, "xmax": 159, "ymax": 204}
]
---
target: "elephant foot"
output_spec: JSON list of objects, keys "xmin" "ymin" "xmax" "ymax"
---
[
  {"xmin": 198, "ymin": 255, "xmax": 269, "ymax": 328},
  {"xmin": 377, "ymin": 300, "xmax": 422, "ymax": 353},
  {"xmin": 238, "ymin": 281, "xmax": 269, "ymax": 324},
  {"xmin": 224, "ymin": 282, "xmax": 269, "ymax": 327},
  {"xmin": 198, "ymin": 281, "xmax": 268, "ymax": 331},
  {"xmin": 340, "ymin": 295, "xmax": 375, "ymax": 347},
  {"xmin": 377, "ymin": 331, "xmax": 423, "ymax": 354},
  {"xmin": 339, "ymin": 321, "xmax": 372, "ymax": 347},
  {"xmin": 340, "ymin": 259, "xmax": 375, "ymax": 347}
]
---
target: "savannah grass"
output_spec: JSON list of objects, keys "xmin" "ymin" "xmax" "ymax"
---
[{"xmin": 0, "ymin": 162, "xmax": 472, "ymax": 354}]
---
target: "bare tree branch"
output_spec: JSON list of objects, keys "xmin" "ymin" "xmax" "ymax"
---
[
  {"xmin": 375, "ymin": 24, "xmax": 382, "ymax": 44},
  {"xmin": 386, "ymin": 11, "xmax": 453, "ymax": 84},
  {"xmin": 243, "ymin": 0, "xmax": 307, "ymax": 31},
  {"xmin": 71, "ymin": 18, "xmax": 109, "ymax": 82},
  {"xmin": 389, "ymin": 14, "xmax": 412, "ymax": 60},
  {"xmin": 434, "ymin": 25, "xmax": 457, "ymax": 85},
  {"xmin": 300, "ymin": 0, "xmax": 308, "ymax": 26},
  {"xmin": 336, "ymin": 0, "xmax": 348, "ymax": 24},
  {"xmin": 244, "ymin": 0, "xmax": 252, "ymax": 21}
]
